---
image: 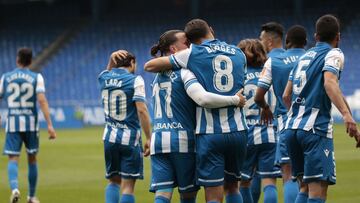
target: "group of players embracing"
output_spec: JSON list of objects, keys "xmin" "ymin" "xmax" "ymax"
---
[{"xmin": 99, "ymin": 14, "xmax": 360, "ymax": 203}]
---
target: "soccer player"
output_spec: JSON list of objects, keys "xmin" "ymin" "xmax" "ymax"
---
[
  {"xmin": 98, "ymin": 52, "xmax": 151, "ymax": 203},
  {"xmin": 255, "ymin": 25, "xmax": 307, "ymax": 203},
  {"xmin": 250, "ymin": 21, "xmax": 285, "ymax": 203},
  {"xmin": 0, "ymin": 47, "xmax": 57, "ymax": 203},
  {"xmin": 145, "ymin": 19, "xmax": 248, "ymax": 203},
  {"xmin": 238, "ymin": 39, "xmax": 279, "ymax": 203},
  {"xmin": 148, "ymin": 30, "xmax": 246, "ymax": 203},
  {"xmin": 283, "ymin": 14, "xmax": 360, "ymax": 203}
]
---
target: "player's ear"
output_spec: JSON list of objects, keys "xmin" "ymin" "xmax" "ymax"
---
[
  {"xmin": 169, "ymin": 45, "xmax": 177, "ymax": 54},
  {"xmin": 314, "ymin": 33, "xmax": 319, "ymax": 42}
]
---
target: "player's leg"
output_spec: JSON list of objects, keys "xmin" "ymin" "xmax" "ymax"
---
[
  {"xmin": 251, "ymin": 176, "xmax": 261, "ymax": 203},
  {"xmin": 301, "ymin": 130, "xmax": 335, "ymax": 203},
  {"xmin": 277, "ymin": 130, "xmax": 299, "ymax": 203},
  {"xmin": 258, "ymin": 143, "xmax": 280, "ymax": 203},
  {"xmin": 196, "ymin": 134, "xmax": 226, "ymax": 203},
  {"xmin": 224, "ymin": 131, "xmax": 248, "ymax": 203},
  {"xmin": 104, "ymin": 140, "xmax": 121, "ymax": 203},
  {"xmin": 4, "ymin": 132, "xmax": 23, "ymax": 202},
  {"xmin": 150, "ymin": 153, "xmax": 175, "ymax": 203},
  {"xmin": 24, "ymin": 132, "xmax": 40, "ymax": 202},
  {"xmin": 239, "ymin": 144, "xmax": 258, "ymax": 203},
  {"xmin": 119, "ymin": 144, "xmax": 144, "ymax": 203},
  {"xmin": 283, "ymin": 129, "xmax": 307, "ymax": 203},
  {"xmin": 171, "ymin": 153, "xmax": 199, "ymax": 203}
]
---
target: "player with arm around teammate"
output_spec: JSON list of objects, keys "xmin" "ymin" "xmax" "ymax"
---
[
  {"xmin": 282, "ymin": 14, "xmax": 360, "ymax": 203},
  {"xmin": 145, "ymin": 19, "xmax": 248, "ymax": 203},
  {"xmin": 145, "ymin": 30, "xmax": 246, "ymax": 203},
  {"xmin": 98, "ymin": 52, "xmax": 151, "ymax": 203},
  {"xmin": 0, "ymin": 47, "xmax": 56, "ymax": 203},
  {"xmin": 238, "ymin": 39, "xmax": 279, "ymax": 203},
  {"xmin": 255, "ymin": 25, "xmax": 307, "ymax": 203}
]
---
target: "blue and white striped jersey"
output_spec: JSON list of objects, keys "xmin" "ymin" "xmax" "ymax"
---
[
  {"xmin": 245, "ymin": 66, "xmax": 276, "ymax": 145},
  {"xmin": 268, "ymin": 48, "xmax": 285, "ymax": 58},
  {"xmin": 170, "ymin": 39, "xmax": 248, "ymax": 134},
  {"xmin": 98, "ymin": 68, "xmax": 146, "ymax": 146},
  {"xmin": 258, "ymin": 48, "xmax": 306, "ymax": 131},
  {"xmin": 285, "ymin": 42, "xmax": 344, "ymax": 138},
  {"xmin": 150, "ymin": 69, "xmax": 198, "ymax": 155},
  {"xmin": 0, "ymin": 68, "xmax": 45, "ymax": 132}
]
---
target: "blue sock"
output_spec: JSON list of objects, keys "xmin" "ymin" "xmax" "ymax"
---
[
  {"xmin": 120, "ymin": 194, "xmax": 134, "ymax": 203},
  {"xmin": 251, "ymin": 176, "xmax": 261, "ymax": 203},
  {"xmin": 295, "ymin": 192, "xmax": 308, "ymax": 203},
  {"xmin": 105, "ymin": 183, "xmax": 120, "ymax": 203},
  {"xmin": 181, "ymin": 197, "xmax": 196, "ymax": 203},
  {"xmin": 155, "ymin": 195, "xmax": 170, "ymax": 203},
  {"xmin": 28, "ymin": 163, "xmax": 38, "ymax": 197},
  {"xmin": 8, "ymin": 160, "xmax": 18, "ymax": 190},
  {"xmin": 263, "ymin": 185, "xmax": 278, "ymax": 203},
  {"xmin": 284, "ymin": 180, "xmax": 299, "ymax": 203},
  {"xmin": 240, "ymin": 187, "xmax": 253, "ymax": 203},
  {"xmin": 226, "ymin": 193, "xmax": 243, "ymax": 203},
  {"xmin": 308, "ymin": 198, "xmax": 325, "ymax": 203},
  {"xmin": 208, "ymin": 202, "xmax": 220, "ymax": 203}
]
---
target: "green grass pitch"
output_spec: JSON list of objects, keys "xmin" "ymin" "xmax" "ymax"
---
[{"xmin": 0, "ymin": 125, "xmax": 359, "ymax": 202}]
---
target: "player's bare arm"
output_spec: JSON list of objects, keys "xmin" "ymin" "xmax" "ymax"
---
[
  {"xmin": 37, "ymin": 93, "xmax": 56, "ymax": 139},
  {"xmin": 144, "ymin": 56, "xmax": 172, "ymax": 72},
  {"xmin": 135, "ymin": 101, "xmax": 152, "ymax": 156},
  {"xmin": 107, "ymin": 50, "xmax": 128, "ymax": 70},
  {"xmin": 323, "ymin": 72, "xmax": 360, "ymax": 146},
  {"xmin": 255, "ymin": 87, "xmax": 273, "ymax": 125},
  {"xmin": 283, "ymin": 80, "xmax": 293, "ymax": 110}
]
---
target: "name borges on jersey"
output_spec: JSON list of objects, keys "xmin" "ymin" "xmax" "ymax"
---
[{"xmin": 205, "ymin": 43, "xmax": 236, "ymax": 54}]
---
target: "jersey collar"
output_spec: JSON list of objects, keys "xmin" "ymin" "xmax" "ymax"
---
[{"xmin": 316, "ymin": 42, "xmax": 332, "ymax": 49}]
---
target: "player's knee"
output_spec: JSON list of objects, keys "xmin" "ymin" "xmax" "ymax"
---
[
  {"xmin": 180, "ymin": 191, "xmax": 197, "ymax": 199},
  {"xmin": 262, "ymin": 178, "xmax": 276, "ymax": 187},
  {"xmin": 308, "ymin": 181, "xmax": 328, "ymax": 199},
  {"xmin": 109, "ymin": 176, "xmax": 122, "ymax": 185},
  {"xmin": 240, "ymin": 180, "xmax": 251, "ymax": 188},
  {"xmin": 121, "ymin": 178, "xmax": 136, "ymax": 194},
  {"xmin": 156, "ymin": 190, "xmax": 173, "ymax": 199},
  {"xmin": 27, "ymin": 154, "xmax": 37, "ymax": 164},
  {"xmin": 9, "ymin": 155, "xmax": 19, "ymax": 162},
  {"xmin": 224, "ymin": 181, "xmax": 239, "ymax": 194},
  {"xmin": 281, "ymin": 163, "xmax": 292, "ymax": 182}
]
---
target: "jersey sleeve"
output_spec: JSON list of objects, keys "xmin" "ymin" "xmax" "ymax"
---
[
  {"xmin": 0, "ymin": 75, "xmax": 4, "ymax": 98},
  {"xmin": 36, "ymin": 74, "xmax": 46, "ymax": 93},
  {"xmin": 180, "ymin": 69, "xmax": 199, "ymax": 90},
  {"xmin": 169, "ymin": 45, "xmax": 192, "ymax": 70},
  {"xmin": 133, "ymin": 76, "xmax": 146, "ymax": 102},
  {"xmin": 323, "ymin": 48, "xmax": 344, "ymax": 78},
  {"xmin": 258, "ymin": 58, "xmax": 272, "ymax": 90},
  {"xmin": 181, "ymin": 69, "xmax": 240, "ymax": 108}
]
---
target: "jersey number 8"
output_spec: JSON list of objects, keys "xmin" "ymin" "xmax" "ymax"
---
[{"xmin": 213, "ymin": 55, "xmax": 234, "ymax": 92}]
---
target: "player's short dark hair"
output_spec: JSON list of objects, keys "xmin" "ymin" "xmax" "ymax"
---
[
  {"xmin": 184, "ymin": 19, "xmax": 210, "ymax": 43},
  {"xmin": 115, "ymin": 52, "xmax": 136, "ymax": 67},
  {"xmin": 151, "ymin": 30, "xmax": 184, "ymax": 57},
  {"xmin": 316, "ymin": 14, "xmax": 340, "ymax": 43},
  {"xmin": 238, "ymin": 39, "xmax": 267, "ymax": 67},
  {"xmin": 286, "ymin": 25, "xmax": 307, "ymax": 47},
  {"xmin": 261, "ymin": 22, "xmax": 284, "ymax": 39},
  {"xmin": 17, "ymin": 47, "xmax": 32, "ymax": 66}
]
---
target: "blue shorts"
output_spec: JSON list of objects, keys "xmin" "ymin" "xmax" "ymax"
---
[
  {"xmin": 196, "ymin": 131, "xmax": 247, "ymax": 187},
  {"xmin": 241, "ymin": 143, "xmax": 281, "ymax": 181},
  {"xmin": 150, "ymin": 153, "xmax": 199, "ymax": 193},
  {"xmin": 3, "ymin": 132, "xmax": 39, "ymax": 155},
  {"xmin": 284, "ymin": 129, "xmax": 336, "ymax": 185},
  {"xmin": 275, "ymin": 129, "xmax": 291, "ymax": 166},
  {"xmin": 104, "ymin": 140, "xmax": 143, "ymax": 180}
]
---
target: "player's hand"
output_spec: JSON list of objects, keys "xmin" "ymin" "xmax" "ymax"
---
[
  {"xmin": 236, "ymin": 89, "xmax": 246, "ymax": 107},
  {"xmin": 48, "ymin": 125, "xmax": 57, "ymax": 140},
  {"xmin": 107, "ymin": 50, "xmax": 128, "ymax": 70},
  {"xmin": 344, "ymin": 113, "xmax": 358, "ymax": 137},
  {"xmin": 260, "ymin": 105, "xmax": 273, "ymax": 126},
  {"xmin": 355, "ymin": 132, "xmax": 360, "ymax": 148},
  {"xmin": 143, "ymin": 139, "xmax": 151, "ymax": 157}
]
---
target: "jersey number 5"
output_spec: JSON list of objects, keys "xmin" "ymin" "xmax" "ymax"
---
[{"xmin": 293, "ymin": 59, "xmax": 310, "ymax": 95}]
